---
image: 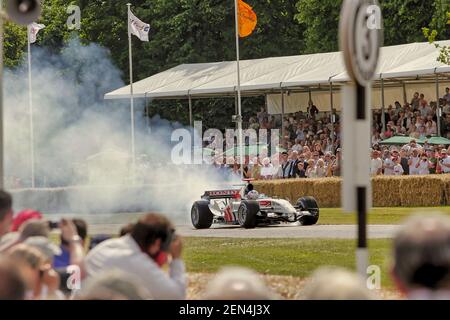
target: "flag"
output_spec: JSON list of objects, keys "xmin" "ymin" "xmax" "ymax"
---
[
  {"xmin": 28, "ymin": 23, "xmax": 45, "ymax": 44},
  {"xmin": 237, "ymin": 0, "xmax": 257, "ymax": 38},
  {"xmin": 129, "ymin": 10, "xmax": 150, "ymax": 42}
]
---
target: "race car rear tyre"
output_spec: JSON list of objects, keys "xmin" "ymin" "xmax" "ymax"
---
[
  {"xmin": 191, "ymin": 201, "xmax": 214, "ymax": 229},
  {"xmin": 297, "ymin": 196, "xmax": 320, "ymax": 226},
  {"xmin": 237, "ymin": 200, "xmax": 260, "ymax": 229}
]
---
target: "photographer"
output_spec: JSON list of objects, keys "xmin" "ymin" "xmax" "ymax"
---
[{"xmin": 85, "ymin": 213, "xmax": 185, "ymax": 300}]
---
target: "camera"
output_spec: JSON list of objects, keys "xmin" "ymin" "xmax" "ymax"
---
[{"xmin": 48, "ymin": 220, "xmax": 59, "ymax": 230}]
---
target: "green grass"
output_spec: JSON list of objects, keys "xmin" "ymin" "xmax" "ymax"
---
[
  {"xmin": 184, "ymin": 237, "xmax": 394, "ymax": 288},
  {"xmin": 319, "ymin": 207, "xmax": 450, "ymax": 225}
]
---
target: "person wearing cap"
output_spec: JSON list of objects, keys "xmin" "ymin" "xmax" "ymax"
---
[
  {"xmin": 383, "ymin": 150, "xmax": 395, "ymax": 176},
  {"xmin": 439, "ymin": 149, "xmax": 450, "ymax": 174}
]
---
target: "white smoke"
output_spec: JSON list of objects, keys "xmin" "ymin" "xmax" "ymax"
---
[{"xmin": 4, "ymin": 38, "xmax": 238, "ymax": 222}]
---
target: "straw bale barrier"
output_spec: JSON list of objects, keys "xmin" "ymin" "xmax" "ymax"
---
[{"xmin": 254, "ymin": 175, "xmax": 450, "ymax": 208}]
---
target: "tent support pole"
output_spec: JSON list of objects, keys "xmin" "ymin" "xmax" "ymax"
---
[
  {"xmin": 145, "ymin": 93, "xmax": 151, "ymax": 134},
  {"xmin": 281, "ymin": 88, "xmax": 285, "ymax": 142},
  {"xmin": 381, "ymin": 79, "xmax": 386, "ymax": 133},
  {"xmin": 330, "ymin": 83, "xmax": 335, "ymax": 147},
  {"xmin": 402, "ymin": 81, "xmax": 407, "ymax": 105},
  {"xmin": 436, "ymin": 74, "xmax": 441, "ymax": 137},
  {"xmin": 188, "ymin": 95, "xmax": 193, "ymax": 128}
]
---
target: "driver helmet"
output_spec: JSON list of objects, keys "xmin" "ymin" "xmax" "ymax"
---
[{"xmin": 247, "ymin": 190, "xmax": 259, "ymax": 200}]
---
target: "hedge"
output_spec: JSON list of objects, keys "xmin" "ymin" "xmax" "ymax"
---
[{"xmin": 254, "ymin": 175, "xmax": 450, "ymax": 208}]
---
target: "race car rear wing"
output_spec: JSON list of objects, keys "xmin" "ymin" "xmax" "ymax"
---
[{"xmin": 202, "ymin": 189, "xmax": 241, "ymax": 200}]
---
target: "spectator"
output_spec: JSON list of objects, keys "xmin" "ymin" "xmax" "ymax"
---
[
  {"xmin": 8, "ymin": 244, "xmax": 61, "ymax": 300},
  {"xmin": 78, "ymin": 270, "xmax": 150, "ymax": 300},
  {"xmin": 0, "ymin": 191, "xmax": 13, "ymax": 239},
  {"xmin": 0, "ymin": 256, "xmax": 26, "ymax": 300},
  {"xmin": 85, "ymin": 213, "xmax": 186, "ymax": 300},
  {"xmin": 203, "ymin": 267, "xmax": 277, "ymax": 300},
  {"xmin": 260, "ymin": 157, "xmax": 274, "ymax": 180},
  {"xmin": 444, "ymin": 87, "xmax": 450, "ymax": 106},
  {"xmin": 53, "ymin": 219, "xmax": 87, "ymax": 269},
  {"xmin": 416, "ymin": 155, "xmax": 431, "ymax": 175},
  {"xmin": 408, "ymin": 149, "xmax": 421, "ymax": 175},
  {"xmin": 306, "ymin": 159, "xmax": 316, "ymax": 178},
  {"xmin": 392, "ymin": 214, "xmax": 450, "ymax": 299},
  {"xmin": 302, "ymin": 267, "xmax": 374, "ymax": 300},
  {"xmin": 411, "ymin": 92, "xmax": 420, "ymax": 110},
  {"xmin": 393, "ymin": 157, "xmax": 404, "ymax": 175},
  {"xmin": 371, "ymin": 150, "xmax": 383, "ymax": 176},
  {"xmin": 383, "ymin": 150, "xmax": 395, "ymax": 176},
  {"xmin": 315, "ymin": 159, "xmax": 327, "ymax": 178},
  {"xmin": 439, "ymin": 149, "xmax": 450, "ymax": 174}
]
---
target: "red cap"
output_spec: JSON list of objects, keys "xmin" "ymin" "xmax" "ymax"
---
[{"xmin": 11, "ymin": 209, "xmax": 43, "ymax": 232}]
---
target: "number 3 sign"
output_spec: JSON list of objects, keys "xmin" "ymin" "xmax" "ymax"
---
[{"xmin": 339, "ymin": 0, "xmax": 383, "ymax": 87}]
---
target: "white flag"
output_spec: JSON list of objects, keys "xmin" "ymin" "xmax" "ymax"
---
[
  {"xmin": 129, "ymin": 10, "xmax": 150, "ymax": 42},
  {"xmin": 28, "ymin": 23, "xmax": 45, "ymax": 44}
]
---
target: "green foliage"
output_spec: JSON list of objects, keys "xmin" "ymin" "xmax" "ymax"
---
[{"xmin": 2, "ymin": 0, "xmax": 449, "ymax": 127}]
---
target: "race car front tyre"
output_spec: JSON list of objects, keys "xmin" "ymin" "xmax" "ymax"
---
[
  {"xmin": 297, "ymin": 196, "xmax": 320, "ymax": 226},
  {"xmin": 191, "ymin": 201, "xmax": 214, "ymax": 229},
  {"xmin": 237, "ymin": 200, "xmax": 260, "ymax": 229}
]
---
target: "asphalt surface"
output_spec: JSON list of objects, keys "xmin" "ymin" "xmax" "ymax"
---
[{"xmin": 88, "ymin": 223, "xmax": 399, "ymax": 239}]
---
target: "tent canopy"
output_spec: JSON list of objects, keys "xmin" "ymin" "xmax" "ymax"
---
[
  {"xmin": 105, "ymin": 40, "xmax": 450, "ymax": 101},
  {"xmin": 380, "ymin": 136, "xmax": 450, "ymax": 146}
]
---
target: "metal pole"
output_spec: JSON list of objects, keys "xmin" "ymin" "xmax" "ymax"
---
[
  {"xmin": 27, "ymin": 25, "xmax": 35, "ymax": 188},
  {"xmin": 402, "ymin": 81, "xmax": 407, "ymax": 105},
  {"xmin": 234, "ymin": 0, "xmax": 244, "ymax": 178},
  {"xmin": 127, "ymin": 3, "xmax": 136, "ymax": 182},
  {"xmin": 381, "ymin": 78, "xmax": 386, "ymax": 133},
  {"xmin": 436, "ymin": 74, "xmax": 441, "ymax": 136},
  {"xmin": 188, "ymin": 95, "xmax": 193, "ymax": 128},
  {"xmin": 330, "ymin": 83, "xmax": 335, "ymax": 146},
  {"xmin": 356, "ymin": 83, "xmax": 368, "ymax": 277},
  {"xmin": 144, "ymin": 93, "xmax": 151, "ymax": 134},
  {"xmin": 281, "ymin": 88, "xmax": 285, "ymax": 141},
  {"xmin": 0, "ymin": 0, "xmax": 4, "ymax": 189}
]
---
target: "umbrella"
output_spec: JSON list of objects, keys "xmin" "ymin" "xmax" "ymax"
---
[
  {"xmin": 427, "ymin": 136, "xmax": 450, "ymax": 145},
  {"xmin": 379, "ymin": 136, "xmax": 425, "ymax": 145}
]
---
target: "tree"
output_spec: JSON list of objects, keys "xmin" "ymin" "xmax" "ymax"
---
[{"xmin": 423, "ymin": 10, "xmax": 450, "ymax": 65}]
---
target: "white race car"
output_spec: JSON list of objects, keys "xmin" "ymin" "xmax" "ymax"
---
[{"xmin": 191, "ymin": 182, "xmax": 319, "ymax": 229}]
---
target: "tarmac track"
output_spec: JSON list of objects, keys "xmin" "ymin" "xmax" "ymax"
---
[{"xmin": 88, "ymin": 223, "xmax": 399, "ymax": 239}]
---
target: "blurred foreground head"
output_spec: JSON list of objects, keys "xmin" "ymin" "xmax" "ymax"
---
[
  {"xmin": 302, "ymin": 267, "xmax": 374, "ymax": 300},
  {"xmin": 203, "ymin": 267, "xmax": 277, "ymax": 300},
  {"xmin": 78, "ymin": 270, "xmax": 151, "ymax": 300},
  {"xmin": 393, "ymin": 214, "xmax": 450, "ymax": 297},
  {"xmin": 0, "ymin": 256, "xmax": 26, "ymax": 300}
]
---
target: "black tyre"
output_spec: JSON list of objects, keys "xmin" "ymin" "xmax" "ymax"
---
[
  {"xmin": 237, "ymin": 200, "xmax": 260, "ymax": 229},
  {"xmin": 297, "ymin": 196, "xmax": 320, "ymax": 226},
  {"xmin": 191, "ymin": 201, "xmax": 214, "ymax": 229}
]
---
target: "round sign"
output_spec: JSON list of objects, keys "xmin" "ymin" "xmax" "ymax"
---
[{"xmin": 339, "ymin": 0, "xmax": 383, "ymax": 86}]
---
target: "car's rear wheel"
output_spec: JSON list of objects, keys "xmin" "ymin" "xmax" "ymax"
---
[
  {"xmin": 297, "ymin": 196, "xmax": 319, "ymax": 226},
  {"xmin": 237, "ymin": 200, "xmax": 260, "ymax": 229},
  {"xmin": 191, "ymin": 201, "xmax": 214, "ymax": 229}
]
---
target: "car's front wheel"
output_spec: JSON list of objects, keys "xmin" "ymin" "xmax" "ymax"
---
[
  {"xmin": 237, "ymin": 200, "xmax": 260, "ymax": 229},
  {"xmin": 191, "ymin": 201, "xmax": 214, "ymax": 229},
  {"xmin": 297, "ymin": 196, "xmax": 320, "ymax": 226}
]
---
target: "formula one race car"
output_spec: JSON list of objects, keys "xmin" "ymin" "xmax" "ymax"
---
[{"xmin": 191, "ymin": 181, "xmax": 319, "ymax": 229}]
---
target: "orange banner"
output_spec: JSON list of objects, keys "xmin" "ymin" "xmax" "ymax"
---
[{"xmin": 238, "ymin": 0, "xmax": 257, "ymax": 38}]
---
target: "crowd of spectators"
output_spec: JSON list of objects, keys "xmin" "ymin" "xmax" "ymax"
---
[
  {"xmin": 2, "ymin": 188, "xmax": 450, "ymax": 300},
  {"xmin": 217, "ymin": 89, "xmax": 450, "ymax": 180}
]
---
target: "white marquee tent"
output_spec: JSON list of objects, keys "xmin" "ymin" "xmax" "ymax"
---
[{"xmin": 105, "ymin": 40, "xmax": 450, "ymax": 115}]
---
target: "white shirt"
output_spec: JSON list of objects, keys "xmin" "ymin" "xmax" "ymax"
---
[
  {"xmin": 409, "ymin": 156, "xmax": 420, "ymax": 175},
  {"xmin": 417, "ymin": 159, "xmax": 430, "ymax": 175},
  {"xmin": 393, "ymin": 164, "xmax": 404, "ymax": 176},
  {"xmin": 260, "ymin": 165, "xmax": 274, "ymax": 179},
  {"xmin": 370, "ymin": 158, "xmax": 382, "ymax": 175},
  {"xmin": 441, "ymin": 157, "xmax": 450, "ymax": 173},
  {"xmin": 383, "ymin": 158, "xmax": 395, "ymax": 176},
  {"xmin": 85, "ymin": 235, "xmax": 186, "ymax": 300}
]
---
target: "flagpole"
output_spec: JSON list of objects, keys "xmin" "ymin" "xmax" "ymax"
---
[
  {"xmin": 27, "ymin": 25, "xmax": 35, "ymax": 189},
  {"xmin": 127, "ymin": 3, "xmax": 136, "ymax": 183},
  {"xmin": 234, "ymin": 0, "xmax": 244, "ymax": 179}
]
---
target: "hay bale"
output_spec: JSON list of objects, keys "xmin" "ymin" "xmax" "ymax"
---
[
  {"xmin": 399, "ymin": 175, "xmax": 444, "ymax": 207},
  {"xmin": 311, "ymin": 178, "xmax": 341, "ymax": 207},
  {"xmin": 372, "ymin": 176, "xmax": 401, "ymax": 207}
]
